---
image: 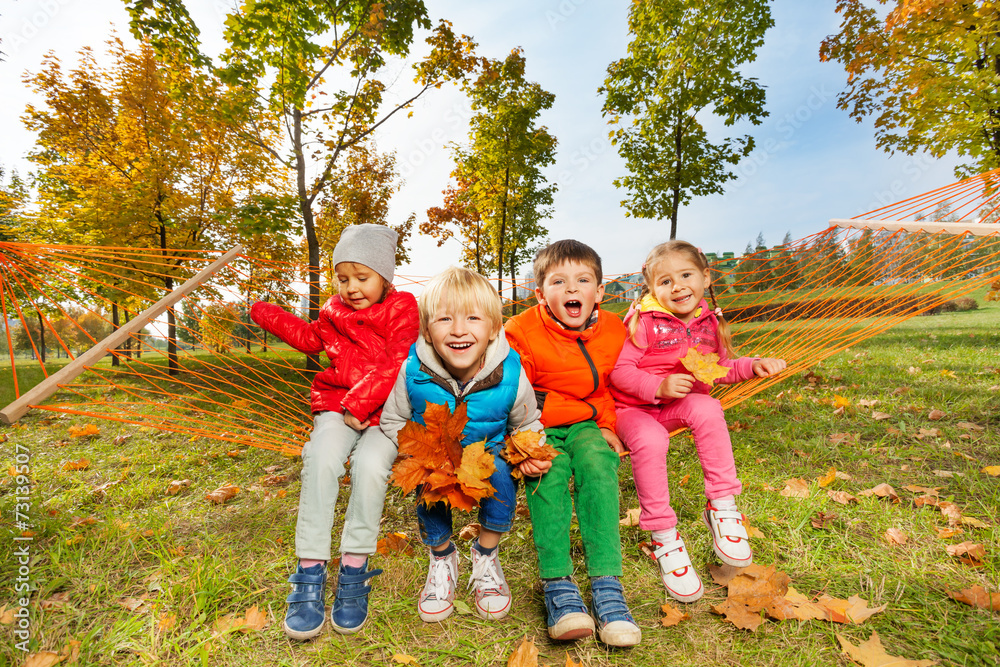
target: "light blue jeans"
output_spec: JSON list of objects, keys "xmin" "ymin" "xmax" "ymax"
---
[{"xmin": 295, "ymin": 411, "xmax": 398, "ymax": 560}]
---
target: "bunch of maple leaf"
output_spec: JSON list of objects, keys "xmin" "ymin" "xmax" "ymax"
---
[
  {"xmin": 390, "ymin": 402, "xmax": 497, "ymax": 511},
  {"xmin": 502, "ymin": 428, "xmax": 559, "ymax": 480}
]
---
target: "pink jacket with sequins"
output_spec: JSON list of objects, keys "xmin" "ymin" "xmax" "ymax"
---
[{"xmin": 609, "ymin": 297, "xmax": 757, "ymax": 409}]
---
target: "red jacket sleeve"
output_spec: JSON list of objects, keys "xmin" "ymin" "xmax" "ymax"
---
[
  {"xmin": 250, "ymin": 302, "xmax": 324, "ymax": 355},
  {"xmin": 340, "ymin": 292, "xmax": 419, "ymax": 423}
]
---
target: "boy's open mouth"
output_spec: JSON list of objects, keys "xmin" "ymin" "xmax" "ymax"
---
[
  {"xmin": 448, "ymin": 342, "xmax": 473, "ymax": 350},
  {"xmin": 563, "ymin": 300, "xmax": 583, "ymax": 318}
]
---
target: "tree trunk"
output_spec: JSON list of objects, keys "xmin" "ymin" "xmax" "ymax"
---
[
  {"xmin": 111, "ymin": 302, "xmax": 120, "ymax": 367},
  {"xmin": 123, "ymin": 309, "xmax": 132, "ymax": 359},
  {"xmin": 670, "ymin": 121, "xmax": 683, "ymax": 240},
  {"xmin": 508, "ymin": 249, "xmax": 518, "ymax": 316},
  {"xmin": 36, "ymin": 311, "xmax": 46, "ymax": 364},
  {"xmin": 295, "ymin": 106, "xmax": 323, "ymax": 374},
  {"xmin": 497, "ymin": 165, "xmax": 510, "ymax": 294}
]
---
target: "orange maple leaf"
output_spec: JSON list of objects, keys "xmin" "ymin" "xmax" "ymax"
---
[
  {"xmin": 503, "ymin": 429, "xmax": 559, "ymax": 479},
  {"xmin": 391, "ymin": 403, "xmax": 495, "ymax": 511},
  {"xmin": 679, "ymin": 347, "xmax": 730, "ymax": 385}
]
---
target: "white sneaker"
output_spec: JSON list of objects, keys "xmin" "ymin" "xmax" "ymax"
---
[
  {"xmin": 703, "ymin": 504, "xmax": 753, "ymax": 567},
  {"xmin": 650, "ymin": 536, "xmax": 703, "ymax": 603},
  {"xmin": 468, "ymin": 545, "xmax": 511, "ymax": 619},
  {"xmin": 418, "ymin": 549, "xmax": 458, "ymax": 622}
]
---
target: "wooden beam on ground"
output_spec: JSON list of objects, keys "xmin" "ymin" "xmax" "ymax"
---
[
  {"xmin": 0, "ymin": 245, "xmax": 243, "ymax": 425},
  {"xmin": 830, "ymin": 218, "xmax": 1000, "ymax": 236}
]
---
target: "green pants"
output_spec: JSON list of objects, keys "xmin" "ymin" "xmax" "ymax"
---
[{"xmin": 524, "ymin": 420, "xmax": 623, "ymax": 578}]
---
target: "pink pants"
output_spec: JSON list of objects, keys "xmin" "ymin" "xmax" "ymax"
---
[{"xmin": 616, "ymin": 393, "xmax": 742, "ymax": 531}]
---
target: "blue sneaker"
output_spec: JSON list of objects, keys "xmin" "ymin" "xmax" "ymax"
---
[
  {"xmin": 590, "ymin": 576, "xmax": 641, "ymax": 647},
  {"xmin": 542, "ymin": 578, "xmax": 594, "ymax": 641},
  {"xmin": 283, "ymin": 563, "xmax": 327, "ymax": 641},
  {"xmin": 330, "ymin": 560, "xmax": 382, "ymax": 634}
]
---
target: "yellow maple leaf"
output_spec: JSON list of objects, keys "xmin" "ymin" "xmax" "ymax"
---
[{"xmin": 679, "ymin": 347, "xmax": 730, "ymax": 385}]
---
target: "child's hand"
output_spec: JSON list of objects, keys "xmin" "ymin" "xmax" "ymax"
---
[
  {"xmin": 656, "ymin": 374, "xmax": 695, "ymax": 399},
  {"xmin": 600, "ymin": 427, "xmax": 627, "ymax": 454},
  {"xmin": 343, "ymin": 411, "xmax": 370, "ymax": 431},
  {"xmin": 752, "ymin": 357, "xmax": 787, "ymax": 378},
  {"xmin": 518, "ymin": 457, "xmax": 552, "ymax": 477}
]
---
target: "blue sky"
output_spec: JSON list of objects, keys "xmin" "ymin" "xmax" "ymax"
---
[{"xmin": 1, "ymin": 0, "xmax": 960, "ymax": 279}]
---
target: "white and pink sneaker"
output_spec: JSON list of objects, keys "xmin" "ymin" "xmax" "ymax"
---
[
  {"xmin": 703, "ymin": 503, "xmax": 753, "ymax": 567},
  {"xmin": 650, "ymin": 535, "xmax": 703, "ymax": 603}
]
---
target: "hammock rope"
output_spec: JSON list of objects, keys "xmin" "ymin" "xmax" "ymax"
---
[{"xmin": 3, "ymin": 171, "xmax": 1000, "ymax": 454}]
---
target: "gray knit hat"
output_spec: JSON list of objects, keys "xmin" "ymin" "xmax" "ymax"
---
[{"xmin": 331, "ymin": 223, "xmax": 398, "ymax": 283}]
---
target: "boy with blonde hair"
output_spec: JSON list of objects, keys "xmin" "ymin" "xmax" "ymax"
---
[
  {"xmin": 505, "ymin": 240, "xmax": 641, "ymax": 647},
  {"xmin": 380, "ymin": 266, "xmax": 549, "ymax": 622}
]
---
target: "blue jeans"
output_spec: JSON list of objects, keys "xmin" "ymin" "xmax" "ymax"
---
[{"xmin": 417, "ymin": 451, "xmax": 517, "ymax": 546}]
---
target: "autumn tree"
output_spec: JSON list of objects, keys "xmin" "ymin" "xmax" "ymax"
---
[
  {"xmin": 125, "ymin": 0, "xmax": 478, "ymax": 329},
  {"xmin": 315, "ymin": 143, "xmax": 413, "ymax": 293},
  {"xmin": 422, "ymin": 174, "xmax": 489, "ymax": 274},
  {"xmin": 0, "ymin": 165, "xmax": 29, "ymax": 242},
  {"xmin": 23, "ymin": 38, "xmax": 285, "ymax": 373},
  {"xmin": 821, "ymin": 1, "xmax": 1000, "ymax": 177},
  {"xmin": 452, "ymin": 49, "xmax": 556, "ymax": 306},
  {"xmin": 600, "ymin": 0, "xmax": 773, "ymax": 239}
]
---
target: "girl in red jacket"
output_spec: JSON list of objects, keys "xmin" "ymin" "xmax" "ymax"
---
[
  {"xmin": 609, "ymin": 240, "xmax": 785, "ymax": 604},
  {"xmin": 250, "ymin": 224, "xmax": 419, "ymax": 640}
]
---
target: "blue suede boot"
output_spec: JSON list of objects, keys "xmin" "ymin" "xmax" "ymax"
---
[
  {"xmin": 590, "ymin": 576, "xmax": 641, "ymax": 647},
  {"xmin": 542, "ymin": 577, "xmax": 595, "ymax": 641},
  {"xmin": 283, "ymin": 562, "xmax": 327, "ymax": 641},
  {"xmin": 330, "ymin": 559, "xmax": 382, "ymax": 634}
]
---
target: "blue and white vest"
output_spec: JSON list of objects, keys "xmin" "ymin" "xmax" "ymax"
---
[{"xmin": 404, "ymin": 345, "xmax": 521, "ymax": 453}]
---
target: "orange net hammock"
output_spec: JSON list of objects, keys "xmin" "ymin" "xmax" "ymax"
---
[{"xmin": 3, "ymin": 170, "xmax": 1000, "ymax": 455}]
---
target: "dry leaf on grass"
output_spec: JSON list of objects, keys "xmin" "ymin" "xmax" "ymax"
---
[
  {"xmin": 377, "ymin": 532, "xmax": 415, "ymax": 555},
  {"xmin": 780, "ymin": 478, "xmax": 810, "ymax": 498},
  {"xmin": 871, "ymin": 411, "xmax": 892, "ymax": 421},
  {"xmin": 928, "ymin": 409, "xmax": 946, "ymax": 421},
  {"xmin": 213, "ymin": 605, "xmax": 268, "ymax": 634},
  {"xmin": 947, "ymin": 585, "xmax": 1000, "ymax": 612},
  {"xmin": 960, "ymin": 516, "xmax": 990, "ymax": 528},
  {"xmin": 503, "ymin": 430, "xmax": 559, "ymax": 480},
  {"xmin": 883, "ymin": 528, "xmax": 908, "ymax": 546},
  {"xmin": 61, "ymin": 459, "xmax": 90, "ymax": 471},
  {"xmin": 817, "ymin": 467, "xmax": 837, "ymax": 488},
  {"xmin": 982, "ymin": 465, "xmax": 1000, "ymax": 477},
  {"xmin": 166, "ymin": 479, "xmax": 192, "ymax": 496},
  {"xmin": 620, "ymin": 507, "xmax": 642, "ymax": 527},
  {"xmin": 660, "ymin": 603, "xmax": 690, "ymax": 627},
  {"xmin": 712, "ymin": 597, "xmax": 765, "ymax": 631},
  {"xmin": 811, "ymin": 511, "xmax": 837, "ymax": 529},
  {"xmin": 859, "ymin": 484, "xmax": 899, "ymax": 502},
  {"xmin": 67, "ymin": 516, "xmax": 97, "ymax": 530},
  {"xmin": 837, "ymin": 632, "xmax": 937, "ymax": 666},
  {"xmin": 828, "ymin": 490, "xmax": 859, "ymax": 505},
  {"xmin": 68, "ymin": 424, "xmax": 100, "ymax": 439},
  {"xmin": 204, "ymin": 484, "xmax": 239, "ymax": 504},
  {"xmin": 21, "ymin": 652, "xmax": 64, "ymax": 667},
  {"xmin": 938, "ymin": 501, "xmax": 963, "ymax": 526},
  {"xmin": 934, "ymin": 526, "xmax": 963, "ymax": 539},
  {"xmin": 391, "ymin": 656, "xmax": 420, "ymax": 665},
  {"xmin": 157, "ymin": 612, "xmax": 177, "ymax": 631},
  {"xmin": 946, "ymin": 541, "xmax": 985, "ymax": 566},
  {"xmin": 679, "ymin": 347, "xmax": 731, "ymax": 384},
  {"xmin": 457, "ymin": 523, "xmax": 481, "ymax": 541},
  {"xmin": 829, "ymin": 432, "xmax": 858, "ymax": 445},
  {"xmin": 507, "ymin": 637, "xmax": 539, "ymax": 666}
]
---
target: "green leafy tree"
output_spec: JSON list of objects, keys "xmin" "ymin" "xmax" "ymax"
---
[
  {"xmin": 820, "ymin": 1, "xmax": 1000, "ymax": 177},
  {"xmin": 0, "ymin": 165, "xmax": 29, "ymax": 242},
  {"xmin": 125, "ymin": 0, "xmax": 479, "ymax": 327},
  {"xmin": 453, "ymin": 49, "xmax": 556, "ymax": 306},
  {"xmin": 422, "ymin": 173, "xmax": 490, "ymax": 274},
  {"xmin": 600, "ymin": 0, "xmax": 773, "ymax": 239}
]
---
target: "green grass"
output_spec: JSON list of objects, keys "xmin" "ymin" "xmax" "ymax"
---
[{"xmin": 1, "ymin": 299, "xmax": 999, "ymax": 666}]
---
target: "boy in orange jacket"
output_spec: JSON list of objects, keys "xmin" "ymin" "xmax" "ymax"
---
[{"xmin": 505, "ymin": 239, "xmax": 641, "ymax": 648}]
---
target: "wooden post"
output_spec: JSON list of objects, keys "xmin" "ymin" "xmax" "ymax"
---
[
  {"xmin": 0, "ymin": 245, "xmax": 243, "ymax": 424},
  {"xmin": 830, "ymin": 219, "xmax": 1000, "ymax": 236}
]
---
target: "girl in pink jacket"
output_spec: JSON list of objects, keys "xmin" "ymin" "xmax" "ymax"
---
[{"xmin": 609, "ymin": 240, "xmax": 785, "ymax": 604}]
